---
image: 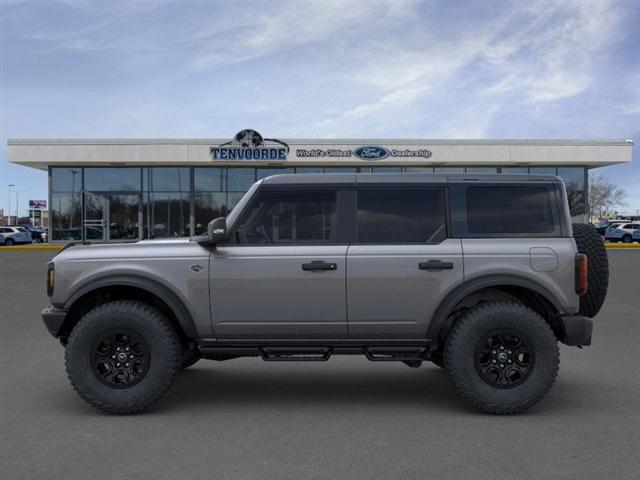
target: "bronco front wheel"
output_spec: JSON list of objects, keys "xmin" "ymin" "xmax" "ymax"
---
[
  {"xmin": 444, "ymin": 301, "xmax": 559, "ymax": 414},
  {"xmin": 65, "ymin": 300, "xmax": 182, "ymax": 414}
]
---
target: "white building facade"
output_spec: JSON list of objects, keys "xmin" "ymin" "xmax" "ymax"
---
[{"xmin": 7, "ymin": 131, "xmax": 633, "ymax": 242}]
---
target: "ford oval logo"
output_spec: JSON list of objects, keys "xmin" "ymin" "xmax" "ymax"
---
[{"xmin": 354, "ymin": 146, "xmax": 389, "ymax": 160}]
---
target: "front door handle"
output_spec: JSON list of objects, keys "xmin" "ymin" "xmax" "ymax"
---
[
  {"xmin": 302, "ymin": 261, "xmax": 337, "ymax": 272},
  {"xmin": 419, "ymin": 260, "xmax": 454, "ymax": 271}
]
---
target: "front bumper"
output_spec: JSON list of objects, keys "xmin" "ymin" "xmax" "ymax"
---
[
  {"xmin": 559, "ymin": 315, "xmax": 593, "ymax": 346},
  {"xmin": 42, "ymin": 306, "xmax": 68, "ymax": 338}
]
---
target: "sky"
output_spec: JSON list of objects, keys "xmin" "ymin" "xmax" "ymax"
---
[{"xmin": 1, "ymin": 0, "xmax": 639, "ymax": 216}]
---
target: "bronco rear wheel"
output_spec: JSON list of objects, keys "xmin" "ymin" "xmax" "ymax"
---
[
  {"xmin": 65, "ymin": 300, "xmax": 181, "ymax": 414},
  {"xmin": 444, "ymin": 301, "xmax": 559, "ymax": 414},
  {"xmin": 573, "ymin": 223, "xmax": 609, "ymax": 317}
]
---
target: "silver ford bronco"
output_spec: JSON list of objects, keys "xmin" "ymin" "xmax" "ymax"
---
[{"xmin": 42, "ymin": 173, "xmax": 608, "ymax": 414}]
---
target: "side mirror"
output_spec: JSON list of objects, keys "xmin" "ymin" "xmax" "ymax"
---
[
  {"xmin": 208, "ymin": 216, "xmax": 228, "ymax": 243},
  {"xmin": 196, "ymin": 216, "xmax": 228, "ymax": 246}
]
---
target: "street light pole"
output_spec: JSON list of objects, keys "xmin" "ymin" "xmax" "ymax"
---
[
  {"xmin": 15, "ymin": 190, "xmax": 26, "ymax": 225},
  {"xmin": 8, "ymin": 184, "xmax": 15, "ymax": 225}
]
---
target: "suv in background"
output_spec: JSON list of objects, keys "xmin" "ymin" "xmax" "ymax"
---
[
  {"xmin": 595, "ymin": 220, "xmax": 624, "ymax": 236},
  {"xmin": 0, "ymin": 226, "xmax": 32, "ymax": 246},
  {"xmin": 605, "ymin": 223, "xmax": 640, "ymax": 243},
  {"xmin": 42, "ymin": 173, "xmax": 609, "ymax": 415},
  {"xmin": 21, "ymin": 225, "xmax": 48, "ymax": 244}
]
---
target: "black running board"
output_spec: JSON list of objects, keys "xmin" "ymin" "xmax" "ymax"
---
[
  {"xmin": 261, "ymin": 347, "xmax": 332, "ymax": 361},
  {"xmin": 363, "ymin": 347, "xmax": 429, "ymax": 362},
  {"xmin": 198, "ymin": 344, "xmax": 433, "ymax": 363}
]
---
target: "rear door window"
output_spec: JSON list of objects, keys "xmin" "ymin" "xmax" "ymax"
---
[
  {"xmin": 356, "ymin": 188, "xmax": 447, "ymax": 243},
  {"xmin": 466, "ymin": 186, "xmax": 556, "ymax": 235}
]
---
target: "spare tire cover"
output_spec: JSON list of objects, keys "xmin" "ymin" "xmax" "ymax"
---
[{"xmin": 572, "ymin": 223, "xmax": 609, "ymax": 317}]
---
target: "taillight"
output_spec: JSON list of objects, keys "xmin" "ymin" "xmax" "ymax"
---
[
  {"xmin": 575, "ymin": 254, "xmax": 588, "ymax": 296},
  {"xmin": 47, "ymin": 262, "xmax": 55, "ymax": 297}
]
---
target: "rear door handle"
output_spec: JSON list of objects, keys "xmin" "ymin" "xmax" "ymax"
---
[
  {"xmin": 419, "ymin": 260, "xmax": 454, "ymax": 271},
  {"xmin": 302, "ymin": 261, "xmax": 338, "ymax": 272}
]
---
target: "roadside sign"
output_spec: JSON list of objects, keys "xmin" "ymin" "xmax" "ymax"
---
[{"xmin": 29, "ymin": 200, "xmax": 47, "ymax": 209}]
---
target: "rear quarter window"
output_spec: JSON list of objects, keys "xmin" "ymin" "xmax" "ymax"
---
[{"xmin": 466, "ymin": 186, "xmax": 556, "ymax": 235}]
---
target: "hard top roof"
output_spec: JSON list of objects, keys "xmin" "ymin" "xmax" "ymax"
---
[{"xmin": 260, "ymin": 172, "xmax": 562, "ymax": 186}]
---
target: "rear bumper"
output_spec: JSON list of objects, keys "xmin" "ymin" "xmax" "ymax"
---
[
  {"xmin": 42, "ymin": 306, "xmax": 68, "ymax": 338},
  {"xmin": 559, "ymin": 314, "xmax": 593, "ymax": 346}
]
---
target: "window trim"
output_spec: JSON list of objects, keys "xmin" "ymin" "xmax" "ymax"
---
[
  {"xmin": 353, "ymin": 187, "xmax": 450, "ymax": 245},
  {"xmin": 452, "ymin": 183, "xmax": 563, "ymax": 238}
]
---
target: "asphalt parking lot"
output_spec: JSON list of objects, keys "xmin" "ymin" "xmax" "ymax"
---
[{"xmin": 1, "ymin": 250, "xmax": 639, "ymax": 479}]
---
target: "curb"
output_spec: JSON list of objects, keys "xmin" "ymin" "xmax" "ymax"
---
[
  {"xmin": 604, "ymin": 243, "xmax": 640, "ymax": 249},
  {"xmin": 0, "ymin": 245, "xmax": 63, "ymax": 251}
]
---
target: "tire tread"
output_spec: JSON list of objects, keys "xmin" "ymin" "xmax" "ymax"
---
[
  {"xmin": 65, "ymin": 300, "xmax": 181, "ymax": 414},
  {"xmin": 444, "ymin": 301, "xmax": 559, "ymax": 415}
]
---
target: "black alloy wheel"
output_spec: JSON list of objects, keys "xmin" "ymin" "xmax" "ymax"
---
[
  {"xmin": 475, "ymin": 330, "xmax": 533, "ymax": 388},
  {"xmin": 91, "ymin": 330, "xmax": 150, "ymax": 388}
]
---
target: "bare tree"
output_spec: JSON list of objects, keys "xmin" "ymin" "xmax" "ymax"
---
[{"xmin": 588, "ymin": 172, "xmax": 627, "ymax": 221}]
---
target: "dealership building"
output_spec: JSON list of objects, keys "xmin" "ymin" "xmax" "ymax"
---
[{"xmin": 7, "ymin": 131, "xmax": 633, "ymax": 243}]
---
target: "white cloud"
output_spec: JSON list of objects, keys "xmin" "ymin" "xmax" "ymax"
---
[{"xmin": 483, "ymin": 0, "xmax": 622, "ymax": 102}]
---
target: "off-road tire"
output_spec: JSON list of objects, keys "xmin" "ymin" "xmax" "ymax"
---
[
  {"xmin": 444, "ymin": 301, "xmax": 559, "ymax": 414},
  {"xmin": 572, "ymin": 223, "xmax": 609, "ymax": 317},
  {"xmin": 181, "ymin": 348, "xmax": 200, "ymax": 370},
  {"xmin": 65, "ymin": 300, "xmax": 181, "ymax": 414}
]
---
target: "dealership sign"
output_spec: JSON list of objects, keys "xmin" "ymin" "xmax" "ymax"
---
[
  {"xmin": 211, "ymin": 130, "xmax": 433, "ymax": 162},
  {"xmin": 296, "ymin": 146, "xmax": 432, "ymax": 160},
  {"xmin": 211, "ymin": 129, "xmax": 289, "ymax": 160},
  {"xmin": 29, "ymin": 200, "xmax": 47, "ymax": 209}
]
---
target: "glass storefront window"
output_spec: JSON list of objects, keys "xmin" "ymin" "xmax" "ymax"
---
[
  {"xmin": 557, "ymin": 167, "xmax": 585, "ymax": 189},
  {"xmin": 227, "ymin": 168, "xmax": 256, "ymax": 191},
  {"xmin": 145, "ymin": 168, "xmax": 189, "ymax": 192},
  {"xmin": 51, "ymin": 192, "xmax": 82, "ymax": 240},
  {"xmin": 369, "ymin": 167, "xmax": 403, "ymax": 173},
  {"xmin": 530, "ymin": 167, "xmax": 557, "ymax": 175},
  {"xmin": 465, "ymin": 167, "xmax": 498, "ymax": 173},
  {"xmin": 557, "ymin": 167, "xmax": 586, "ymax": 221},
  {"xmin": 194, "ymin": 192, "xmax": 227, "ymax": 235},
  {"xmin": 145, "ymin": 192, "xmax": 189, "ymax": 238},
  {"xmin": 256, "ymin": 168, "xmax": 295, "ymax": 180},
  {"xmin": 51, "ymin": 168, "xmax": 82, "ymax": 193},
  {"xmin": 85, "ymin": 168, "xmax": 141, "ymax": 191},
  {"xmin": 500, "ymin": 167, "xmax": 529, "ymax": 174},
  {"xmin": 322, "ymin": 167, "xmax": 357, "ymax": 173},
  {"xmin": 194, "ymin": 168, "xmax": 225, "ymax": 191},
  {"xmin": 48, "ymin": 164, "xmax": 592, "ymax": 241}
]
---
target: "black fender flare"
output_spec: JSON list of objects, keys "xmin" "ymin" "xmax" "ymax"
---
[
  {"xmin": 426, "ymin": 274, "xmax": 565, "ymax": 340},
  {"xmin": 62, "ymin": 275, "xmax": 198, "ymax": 339}
]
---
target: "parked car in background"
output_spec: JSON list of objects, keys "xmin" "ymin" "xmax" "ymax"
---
[
  {"xmin": 632, "ymin": 229, "xmax": 640, "ymax": 243},
  {"xmin": 605, "ymin": 223, "xmax": 640, "ymax": 243},
  {"xmin": 595, "ymin": 220, "xmax": 624, "ymax": 236},
  {"xmin": 0, "ymin": 226, "xmax": 32, "ymax": 246},
  {"xmin": 21, "ymin": 225, "xmax": 48, "ymax": 244},
  {"xmin": 0, "ymin": 232, "xmax": 4, "ymax": 245}
]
